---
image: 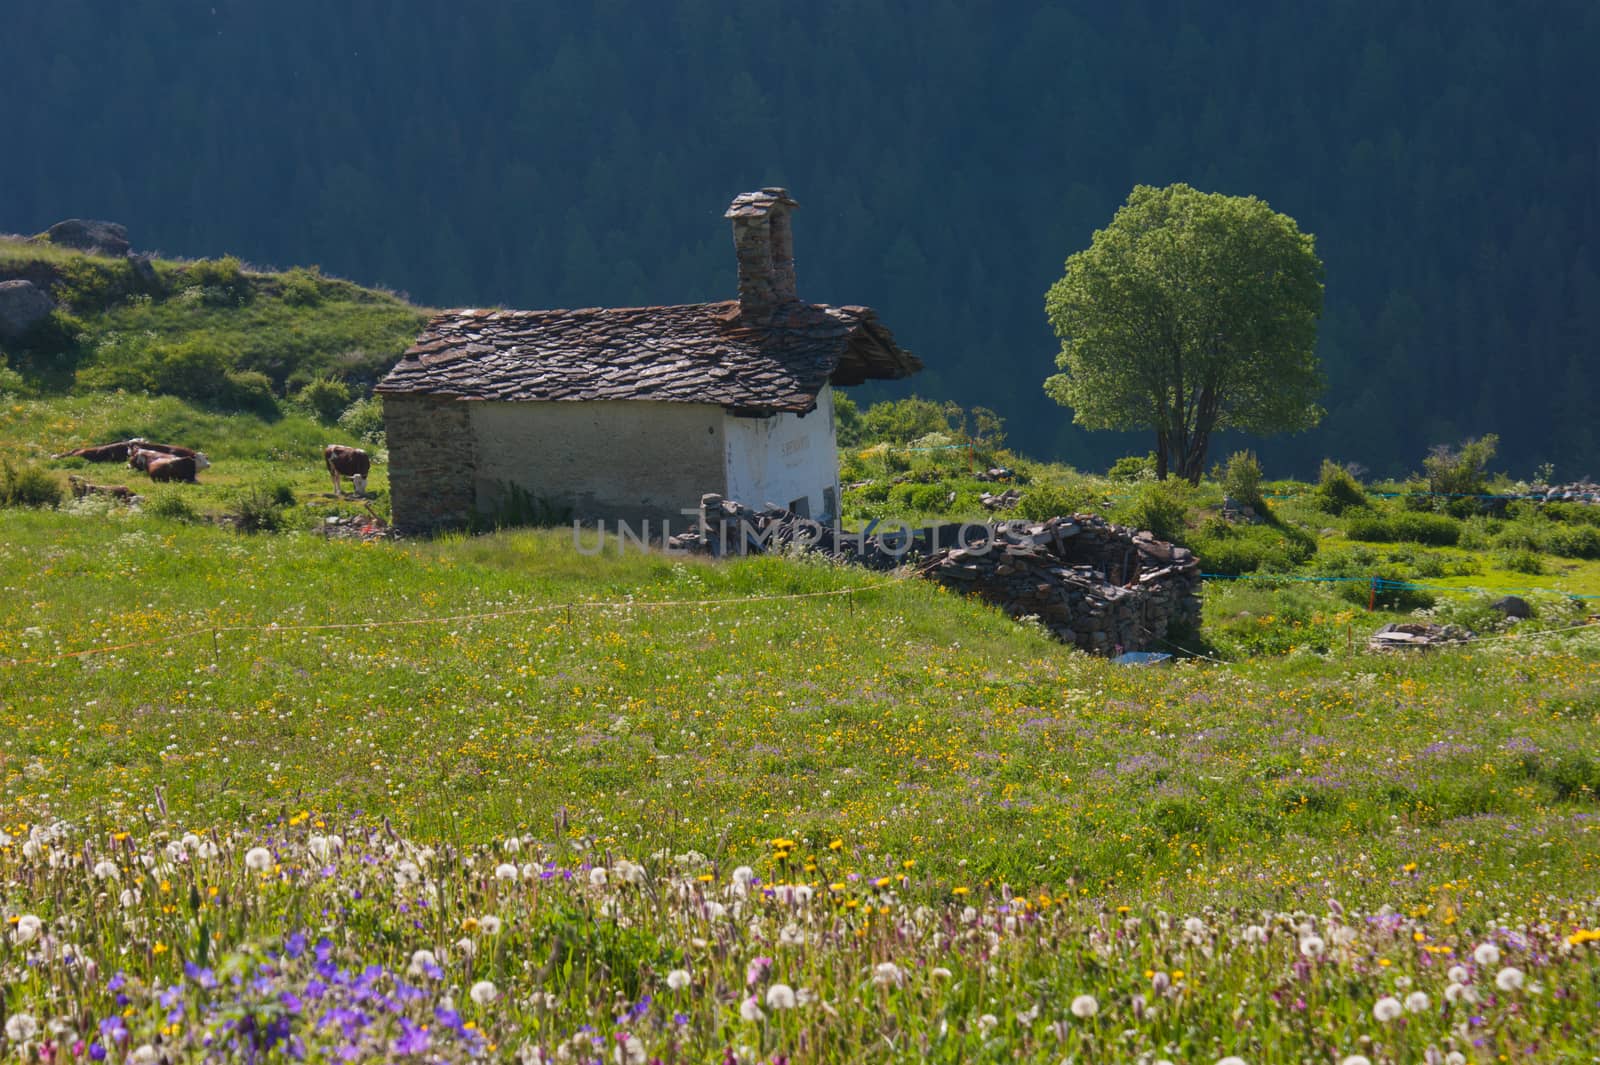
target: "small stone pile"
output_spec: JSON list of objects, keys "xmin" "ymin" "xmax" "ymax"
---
[
  {"xmin": 1525, "ymin": 482, "xmax": 1600, "ymax": 503},
  {"xmin": 1367, "ymin": 622, "xmax": 1474, "ymax": 652},
  {"xmin": 670, "ymin": 494, "xmax": 1202, "ymax": 654}
]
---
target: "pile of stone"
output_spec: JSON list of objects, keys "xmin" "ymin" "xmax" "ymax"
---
[
  {"xmin": 670, "ymin": 494, "xmax": 1202, "ymax": 654},
  {"xmin": 1524, "ymin": 482, "xmax": 1600, "ymax": 503},
  {"xmin": 980, "ymin": 488, "xmax": 1021, "ymax": 510},
  {"xmin": 1367, "ymin": 621, "xmax": 1475, "ymax": 652},
  {"xmin": 914, "ymin": 515, "xmax": 1202, "ymax": 653}
]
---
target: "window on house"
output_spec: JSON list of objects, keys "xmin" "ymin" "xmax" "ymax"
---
[
  {"xmin": 788, "ymin": 495, "xmax": 811, "ymax": 518},
  {"xmin": 822, "ymin": 486, "xmax": 837, "ymax": 519}
]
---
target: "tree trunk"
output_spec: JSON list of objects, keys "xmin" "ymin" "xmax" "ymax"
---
[{"xmin": 1155, "ymin": 429, "xmax": 1169, "ymax": 480}]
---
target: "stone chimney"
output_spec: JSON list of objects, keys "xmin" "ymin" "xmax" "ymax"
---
[{"xmin": 725, "ymin": 187, "xmax": 799, "ymax": 318}]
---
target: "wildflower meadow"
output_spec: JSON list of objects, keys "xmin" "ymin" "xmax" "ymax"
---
[{"xmin": 4, "ymin": 511, "xmax": 1600, "ymax": 1061}]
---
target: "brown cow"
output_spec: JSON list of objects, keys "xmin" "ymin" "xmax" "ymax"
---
[
  {"xmin": 129, "ymin": 447, "xmax": 198, "ymax": 483},
  {"xmin": 324, "ymin": 445, "xmax": 370, "ymax": 497}
]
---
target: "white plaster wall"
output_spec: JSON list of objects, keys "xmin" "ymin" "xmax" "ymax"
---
[
  {"xmin": 470, "ymin": 400, "xmax": 726, "ymax": 525},
  {"xmin": 723, "ymin": 385, "xmax": 841, "ymax": 517}
]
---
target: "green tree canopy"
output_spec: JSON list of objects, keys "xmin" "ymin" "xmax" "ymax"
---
[{"xmin": 1044, "ymin": 184, "xmax": 1325, "ymax": 482}]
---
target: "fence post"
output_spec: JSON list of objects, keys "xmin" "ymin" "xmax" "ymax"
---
[{"xmin": 1368, "ymin": 577, "xmax": 1378, "ymax": 612}]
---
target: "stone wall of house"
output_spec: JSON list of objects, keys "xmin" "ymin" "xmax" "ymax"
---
[
  {"xmin": 385, "ymin": 394, "xmax": 478, "ymax": 532},
  {"xmin": 469, "ymin": 400, "xmax": 727, "ymax": 527}
]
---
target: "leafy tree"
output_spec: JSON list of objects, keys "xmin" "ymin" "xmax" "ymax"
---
[{"xmin": 1044, "ymin": 184, "xmax": 1325, "ymax": 483}]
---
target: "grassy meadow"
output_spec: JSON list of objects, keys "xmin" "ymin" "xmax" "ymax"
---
[{"xmin": 3, "ymin": 240, "xmax": 1600, "ymax": 1060}]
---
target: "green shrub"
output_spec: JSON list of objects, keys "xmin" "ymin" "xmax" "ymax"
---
[
  {"xmin": 223, "ymin": 370, "xmax": 278, "ymax": 416},
  {"xmin": 184, "ymin": 256, "xmax": 251, "ymax": 305},
  {"xmin": 143, "ymin": 489, "xmax": 200, "ymax": 523},
  {"xmin": 1544, "ymin": 525, "xmax": 1600, "ymax": 559},
  {"xmin": 1109, "ymin": 481, "xmax": 1191, "ymax": 543},
  {"xmin": 280, "ymin": 266, "xmax": 324, "ymax": 307},
  {"xmin": 0, "ymin": 460, "xmax": 61, "ymax": 508},
  {"xmin": 1423, "ymin": 434, "xmax": 1498, "ymax": 497},
  {"xmin": 336, "ymin": 396, "xmax": 386, "ymax": 446},
  {"xmin": 0, "ymin": 355, "xmax": 29, "ymax": 396},
  {"xmin": 1017, "ymin": 483, "xmax": 1096, "ymax": 521},
  {"xmin": 888, "ymin": 481, "xmax": 956, "ymax": 513},
  {"xmin": 1332, "ymin": 575, "xmax": 1436, "ymax": 612},
  {"xmin": 227, "ymin": 486, "xmax": 286, "ymax": 533},
  {"xmin": 858, "ymin": 396, "xmax": 958, "ymax": 445},
  {"xmin": 1311, "ymin": 459, "xmax": 1368, "ymax": 514},
  {"xmin": 54, "ymin": 256, "xmax": 132, "ymax": 311},
  {"xmin": 1495, "ymin": 548, "xmax": 1546, "ymax": 575},
  {"xmin": 296, "ymin": 376, "xmax": 352, "ymax": 422},
  {"xmin": 1190, "ymin": 519, "xmax": 1316, "ymax": 575},
  {"xmin": 1346, "ymin": 510, "xmax": 1460, "ymax": 546},
  {"xmin": 1219, "ymin": 450, "xmax": 1265, "ymax": 511},
  {"xmin": 1107, "ymin": 452, "xmax": 1157, "ymax": 482}
]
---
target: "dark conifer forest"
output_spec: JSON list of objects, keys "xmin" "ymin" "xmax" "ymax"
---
[{"xmin": 5, "ymin": 2, "xmax": 1597, "ymax": 478}]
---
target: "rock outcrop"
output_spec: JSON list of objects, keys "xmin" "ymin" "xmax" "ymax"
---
[
  {"xmin": 0, "ymin": 279, "xmax": 55, "ymax": 341},
  {"xmin": 44, "ymin": 219, "xmax": 131, "ymax": 257}
]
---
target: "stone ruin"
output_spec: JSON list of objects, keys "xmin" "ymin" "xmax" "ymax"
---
[{"xmin": 670, "ymin": 494, "xmax": 1202, "ymax": 655}]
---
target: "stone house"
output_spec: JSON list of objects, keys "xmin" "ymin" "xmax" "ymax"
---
[{"xmin": 377, "ymin": 188, "xmax": 921, "ymax": 532}]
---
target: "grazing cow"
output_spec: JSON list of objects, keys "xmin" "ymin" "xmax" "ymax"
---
[
  {"xmin": 324, "ymin": 445, "xmax": 370, "ymax": 497},
  {"xmin": 128, "ymin": 447, "xmax": 198, "ymax": 483}
]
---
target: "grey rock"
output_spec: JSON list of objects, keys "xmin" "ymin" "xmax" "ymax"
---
[
  {"xmin": 0, "ymin": 280, "xmax": 55, "ymax": 340},
  {"xmin": 1491, "ymin": 595, "xmax": 1532, "ymax": 619},
  {"xmin": 127, "ymin": 252, "xmax": 160, "ymax": 294},
  {"xmin": 45, "ymin": 219, "xmax": 130, "ymax": 257}
]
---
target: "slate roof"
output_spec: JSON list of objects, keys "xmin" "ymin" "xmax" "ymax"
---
[{"xmin": 376, "ymin": 299, "xmax": 920, "ymax": 415}]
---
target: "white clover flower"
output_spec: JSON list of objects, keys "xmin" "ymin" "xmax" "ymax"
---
[
  {"xmin": 872, "ymin": 961, "xmax": 904, "ymax": 988},
  {"xmin": 1216, "ymin": 1057, "xmax": 1248, "ymax": 1065},
  {"xmin": 130, "ymin": 1046, "xmax": 158, "ymax": 1065},
  {"xmin": 589, "ymin": 867, "xmax": 608, "ymax": 887},
  {"xmin": 766, "ymin": 983, "xmax": 797, "ymax": 1010},
  {"xmin": 1299, "ymin": 935, "xmax": 1326, "ymax": 958},
  {"xmin": 930, "ymin": 967, "xmax": 953, "ymax": 980},
  {"xmin": 244, "ymin": 847, "xmax": 273, "ymax": 872},
  {"xmin": 1405, "ymin": 991, "xmax": 1431, "ymax": 1012},
  {"xmin": 13, "ymin": 914, "xmax": 41, "ymax": 945},
  {"xmin": 21, "ymin": 840, "xmax": 41, "ymax": 860},
  {"xmin": 92, "ymin": 859, "xmax": 120, "ymax": 880},
  {"xmin": 1447, "ymin": 964, "xmax": 1470, "ymax": 984},
  {"xmin": 197, "ymin": 840, "xmax": 219, "ymax": 860},
  {"xmin": 1445, "ymin": 1054, "xmax": 1466, "ymax": 1065},
  {"xmin": 977, "ymin": 1013, "xmax": 998, "ymax": 1035},
  {"xmin": 1473, "ymin": 942, "xmax": 1500, "ymax": 967},
  {"xmin": 395, "ymin": 860, "xmax": 421, "ymax": 884},
  {"xmin": 739, "ymin": 996, "xmax": 765, "ymax": 1022},
  {"xmin": 1495, "ymin": 966, "xmax": 1524, "ymax": 992},
  {"xmin": 470, "ymin": 979, "xmax": 499, "ymax": 1005},
  {"xmin": 1341, "ymin": 1056, "xmax": 1372, "ymax": 1065},
  {"xmin": 667, "ymin": 969, "xmax": 691, "ymax": 991},
  {"xmin": 1373, "ymin": 996, "xmax": 1403, "ymax": 1022},
  {"xmin": 612, "ymin": 1034, "xmax": 645, "ymax": 1065},
  {"xmin": 455, "ymin": 937, "xmax": 476, "ymax": 960},
  {"xmin": 4, "ymin": 1013, "xmax": 38, "ymax": 1042},
  {"xmin": 503, "ymin": 837, "xmax": 521, "ymax": 855},
  {"xmin": 407, "ymin": 949, "xmax": 439, "ymax": 977},
  {"xmin": 1242, "ymin": 925, "xmax": 1267, "ymax": 944},
  {"xmin": 1070, "ymin": 994, "xmax": 1098, "ymax": 1019},
  {"xmin": 495, "ymin": 862, "xmax": 518, "ymax": 881},
  {"xmin": 477, "ymin": 914, "xmax": 503, "ymax": 935},
  {"xmin": 308, "ymin": 835, "xmax": 334, "ymax": 862},
  {"xmin": 1183, "ymin": 916, "xmax": 1206, "ymax": 936},
  {"xmin": 1016, "ymin": 1003, "xmax": 1039, "ymax": 1024},
  {"xmin": 181, "ymin": 832, "xmax": 202, "ymax": 851}
]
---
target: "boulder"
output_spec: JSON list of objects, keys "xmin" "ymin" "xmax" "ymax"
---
[
  {"xmin": 1491, "ymin": 595, "xmax": 1532, "ymax": 619},
  {"xmin": 0, "ymin": 279, "xmax": 55, "ymax": 341},
  {"xmin": 127, "ymin": 252, "xmax": 161, "ymax": 294},
  {"xmin": 44, "ymin": 219, "xmax": 130, "ymax": 257}
]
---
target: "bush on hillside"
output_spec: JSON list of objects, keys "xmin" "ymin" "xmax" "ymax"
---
[
  {"xmin": 1109, "ymin": 481, "xmax": 1191, "ymax": 543},
  {"xmin": 1017, "ymin": 482, "xmax": 1097, "ymax": 521},
  {"xmin": 280, "ymin": 266, "xmax": 324, "ymax": 307},
  {"xmin": 0, "ymin": 355, "xmax": 29, "ymax": 396},
  {"xmin": 1219, "ymin": 450, "xmax": 1266, "ymax": 511},
  {"xmin": 1107, "ymin": 452, "xmax": 1158, "ymax": 482},
  {"xmin": 227, "ymin": 486, "xmax": 287, "ymax": 533},
  {"xmin": 184, "ymin": 256, "xmax": 251, "ymax": 305},
  {"xmin": 1189, "ymin": 518, "xmax": 1316, "ymax": 575},
  {"xmin": 1346, "ymin": 510, "xmax": 1460, "ymax": 546},
  {"xmin": 296, "ymin": 376, "xmax": 352, "ymax": 422},
  {"xmin": 0, "ymin": 460, "xmax": 61, "ymax": 508},
  {"xmin": 1311, "ymin": 459, "xmax": 1368, "ymax": 514},
  {"xmin": 338, "ymin": 395, "xmax": 386, "ymax": 444}
]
